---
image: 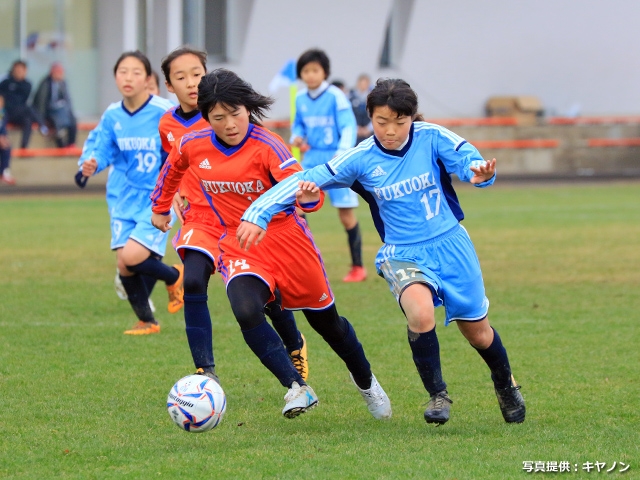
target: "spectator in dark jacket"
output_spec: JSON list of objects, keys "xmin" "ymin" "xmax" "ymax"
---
[
  {"xmin": 0, "ymin": 94, "xmax": 15, "ymax": 185},
  {"xmin": 33, "ymin": 62, "xmax": 77, "ymax": 148},
  {"xmin": 0, "ymin": 60, "xmax": 47, "ymax": 148}
]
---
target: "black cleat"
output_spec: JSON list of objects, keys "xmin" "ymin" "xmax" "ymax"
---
[
  {"xmin": 195, "ymin": 367, "xmax": 221, "ymax": 386},
  {"xmin": 424, "ymin": 391, "xmax": 453, "ymax": 425},
  {"xmin": 495, "ymin": 380, "xmax": 525, "ymax": 423}
]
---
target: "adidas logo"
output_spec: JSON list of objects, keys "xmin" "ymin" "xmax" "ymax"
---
[
  {"xmin": 318, "ymin": 293, "xmax": 328, "ymax": 302},
  {"xmin": 199, "ymin": 158, "xmax": 211, "ymax": 169},
  {"xmin": 371, "ymin": 165, "xmax": 387, "ymax": 177},
  {"xmin": 167, "ymin": 132, "xmax": 175, "ymax": 142},
  {"xmin": 114, "ymin": 122, "xmax": 122, "ymax": 130}
]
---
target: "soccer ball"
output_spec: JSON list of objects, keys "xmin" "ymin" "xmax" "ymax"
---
[{"xmin": 167, "ymin": 374, "xmax": 226, "ymax": 432}]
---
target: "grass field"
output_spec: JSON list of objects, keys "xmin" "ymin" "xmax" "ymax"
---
[{"xmin": 1, "ymin": 182, "xmax": 638, "ymax": 479}]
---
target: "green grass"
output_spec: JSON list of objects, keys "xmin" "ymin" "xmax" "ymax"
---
[{"xmin": 1, "ymin": 182, "xmax": 638, "ymax": 479}]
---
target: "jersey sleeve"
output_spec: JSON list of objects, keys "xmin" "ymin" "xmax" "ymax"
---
[
  {"xmin": 90, "ymin": 115, "xmax": 119, "ymax": 174},
  {"xmin": 150, "ymin": 140, "xmax": 190, "ymax": 214},
  {"xmin": 242, "ymin": 149, "xmax": 359, "ymax": 229},
  {"xmin": 435, "ymin": 127, "xmax": 496, "ymax": 187}
]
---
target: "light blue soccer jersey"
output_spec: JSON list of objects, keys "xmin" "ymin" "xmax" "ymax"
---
[
  {"xmin": 78, "ymin": 121, "xmax": 126, "ymax": 214},
  {"xmin": 243, "ymin": 122, "xmax": 495, "ymax": 245},
  {"xmin": 244, "ymin": 121, "xmax": 494, "ymax": 322},
  {"xmin": 90, "ymin": 95, "xmax": 174, "ymax": 254},
  {"xmin": 92, "ymin": 95, "xmax": 173, "ymax": 190},
  {"xmin": 291, "ymin": 81, "xmax": 357, "ymax": 168}
]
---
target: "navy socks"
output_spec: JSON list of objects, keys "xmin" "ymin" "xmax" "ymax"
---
[
  {"xmin": 119, "ymin": 274, "xmax": 155, "ymax": 323},
  {"xmin": 474, "ymin": 327, "xmax": 513, "ymax": 389},
  {"xmin": 346, "ymin": 223, "xmax": 363, "ymax": 267},
  {"xmin": 408, "ymin": 326, "xmax": 447, "ymax": 396},
  {"xmin": 241, "ymin": 320, "xmax": 303, "ymax": 388},
  {"xmin": 184, "ymin": 293, "xmax": 214, "ymax": 369}
]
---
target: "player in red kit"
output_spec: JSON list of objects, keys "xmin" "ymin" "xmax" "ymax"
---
[
  {"xmin": 158, "ymin": 48, "xmax": 308, "ymax": 384},
  {"xmin": 151, "ymin": 69, "xmax": 391, "ymax": 419}
]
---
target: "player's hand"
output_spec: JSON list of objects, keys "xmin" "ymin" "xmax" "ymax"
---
[
  {"xmin": 0, "ymin": 135, "xmax": 9, "ymax": 149},
  {"xmin": 172, "ymin": 192, "xmax": 187, "ymax": 224},
  {"xmin": 291, "ymin": 136, "xmax": 304, "ymax": 148},
  {"xmin": 296, "ymin": 180, "xmax": 320, "ymax": 204},
  {"xmin": 470, "ymin": 158, "xmax": 496, "ymax": 184},
  {"xmin": 151, "ymin": 212, "xmax": 172, "ymax": 232},
  {"xmin": 236, "ymin": 221, "xmax": 266, "ymax": 251},
  {"xmin": 81, "ymin": 158, "xmax": 98, "ymax": 177}
]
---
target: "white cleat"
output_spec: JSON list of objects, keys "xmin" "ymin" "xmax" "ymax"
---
[
  {"xmin": 282, "ymin": 381, "xmax": 318, "ymax": 418},
  {"xmin": 350, "ymin": 373, "xmax": 392, "ymax": 419}
]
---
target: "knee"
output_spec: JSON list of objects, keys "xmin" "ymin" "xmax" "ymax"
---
[
  {"xmin": 183, "ymin": 273, "xmax": 207, "ymax": 295},
  {"xmin": 230, "ymin": 301, "xmax": 263, "ymax": 330},
  {"xmin": 461, "ymin": 322, "xmax": 494, "ymax": 349},
  {"xmin": 406, "ymin": 309, "xmax": 435, "ymax": 333}
]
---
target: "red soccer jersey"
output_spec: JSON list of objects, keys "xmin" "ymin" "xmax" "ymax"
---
[
  {"xmin": 158, "ymin": 106, "xmax": 210, "ymax": 209},
  {"xmin": 152, "ymin": 123, "xmax": 306, "ymax": 230}
]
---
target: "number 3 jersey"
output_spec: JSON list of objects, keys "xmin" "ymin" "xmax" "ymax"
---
[
  {"xmin": 243, "ymin": 121, "xmax": 495, "ymax": 246},
  {"xmin": 92, "ymin": 95, "xmax": 174, "ymax": 191}
]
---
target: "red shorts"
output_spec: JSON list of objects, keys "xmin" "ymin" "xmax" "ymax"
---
[
  {"xmin": 172, "ymin": 206, "xmax": 224, "ymax": 271},
  {"xmin": 217, "ymin": 214, "xmax": 334, "ymax": 310}
]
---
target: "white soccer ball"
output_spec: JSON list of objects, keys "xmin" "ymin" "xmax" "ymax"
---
[{"xmin": 167, "ymin": 374, "xmax": 226, "ymax": 432}]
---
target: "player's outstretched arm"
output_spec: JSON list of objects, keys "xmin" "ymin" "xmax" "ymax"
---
[
  {"xmin": 470, "ymin": 158, "xmax": 497, "ymax": 184},
  {"xmin": 151, "ymin": 212, "xmax": 172, "ymax": 232},
  {"xmin": 236, "ymin": 221, "xmax": 266, "ymax": 251}
]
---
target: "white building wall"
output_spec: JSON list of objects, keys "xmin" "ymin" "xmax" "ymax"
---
[{"xmin": 94, "ymin": 0, "xmax": 640, "ymax": 119}]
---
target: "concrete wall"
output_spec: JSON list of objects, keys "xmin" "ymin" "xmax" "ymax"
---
[
  {"xmin": 91, "ymin": 0, "xmax": 640, "ymax": 121},
  {"xmin": 204, "ymin": 0, "xmax": 640, "ymax": 120}
]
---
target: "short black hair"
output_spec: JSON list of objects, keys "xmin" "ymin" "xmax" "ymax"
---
[
  {"xmin": 366, "ymin": 78, "xmax": 419, "ymax": 119},
  {"xmin": 160, "ymin": 45, "xmax": 208, "ymax": 85},
  {"xmin": 113, "ymin": 50, "xmax": 152, "ymax": 77},
  {"xmin": 296, "ymin": 49, "xmax": 330, "ymax": 79},
  {"xmin": 198, "ymin": 69, "xmax": 273, "ymax": 125}
]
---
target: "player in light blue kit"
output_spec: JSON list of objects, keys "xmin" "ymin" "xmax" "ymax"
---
[
  {"xmin": 237, "ymin": 78, "xmax": 526, "ymax": 426},
  {"xmin": 81, "ymin": 51, "xmax": 183, "ymax": 335},
  {"xmin": 291, "ymin": 49, "xmax": 366, "ymax": 283}
]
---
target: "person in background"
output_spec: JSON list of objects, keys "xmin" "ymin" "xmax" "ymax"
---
[
  {"xmin": 32, "ymin": 62, "xmax": 77, "ymax": 148},
  {"xmin": 148, "ymin": 70, "xmax": 161, "ymax": 96},
  {"xmin": 0, "ymin": 60, "xmax": 48, "ymax": 148},
  {"xmin": 0, "ymin": 94, "xmax": 15, "ymax": 185},
  {"xmin": 349, "ymin": 73, "xmax": 373, "ymax": 145},
  {"xmin": 291, "ymin": 49, "xmax": 366, "ymax": 283},
  {"xmin": 81, "ymin": 51, "xmax": 182, "ymax": 335}
]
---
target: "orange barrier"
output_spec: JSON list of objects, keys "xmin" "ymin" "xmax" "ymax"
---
[
  {"xmin": 587, "ymin": 138, "xmax": 640, "ymax": 147},
  {"xmin": 13, "ymin": 147, "xmax": 82, "ymax": 158},
  {"xmin": 471, "ymin": 139, "xmax": 560, "ymax": 149},
  {"xmin": 548, "ymin": 116, "xmax": 640, "ymax": 125}
]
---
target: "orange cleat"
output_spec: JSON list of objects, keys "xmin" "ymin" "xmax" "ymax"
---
[
  {"xmin": 342, "ymin": 266, "xmax": 367, "ymax": 283},
  {"xmin": 289, "ymin": 334, "xmax": 309, "ymax": 381},
  {"xmin": 124, "ymin": 320, "xmax": 160, "ymax": 335},
  {"xmin": 166, "ymin": 264, "xmax": 184, "ymax": 313}
]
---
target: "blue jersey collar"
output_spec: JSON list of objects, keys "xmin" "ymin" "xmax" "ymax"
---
[
  {"xmin": 211, "ymin": 123, "xmax": 254, "ymax": 156},
  {"xmin": 121, "ymin": 94, "xmax": 153, "ymax": 116},
  {"xmin": 373, "ymin": 122, "xmax": 414, "ymax": 157}
]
